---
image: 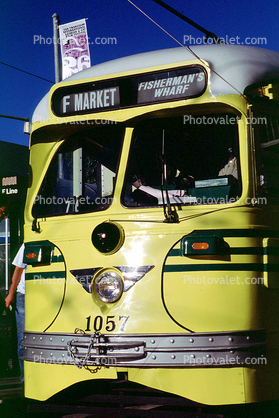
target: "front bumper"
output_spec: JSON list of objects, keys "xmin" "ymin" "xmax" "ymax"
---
[{"xmin": 22, "ymin": 329, "xmax": 266, "ymax": 368}]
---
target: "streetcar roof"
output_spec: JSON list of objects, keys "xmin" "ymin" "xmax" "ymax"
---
[{"xmin": 33, "ymin": 44, "xmax": 279, "ymax": 123}]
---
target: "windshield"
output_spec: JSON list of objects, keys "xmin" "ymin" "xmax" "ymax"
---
[
  {"xmin": 122, "ymin": 113, "xmax": 241, "ymax": 207},
  {"xmin": 32, "ymin": 124, "xmax": 124, "ymax": 217}
]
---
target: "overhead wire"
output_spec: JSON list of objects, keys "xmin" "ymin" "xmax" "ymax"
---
[
  {"xmin": 150, "ymin": 0, "xmax": 223, "ymax": 44},
  {"xmin": 0, "ymin": 61, "xmax": 54, "ymax": 84},
  {"xmin": 127, "ymin": 0, "xmax": 248, "ymax": 101}
]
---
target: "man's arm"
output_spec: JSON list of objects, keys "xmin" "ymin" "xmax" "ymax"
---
[{"xmin": 5, "ymin": 266, "xmax": 25, "ymax": 308}]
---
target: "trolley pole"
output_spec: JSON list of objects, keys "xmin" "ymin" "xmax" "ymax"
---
[{"xmin": 52, "ymin": 13, "xmax": 61, "ymax": 83}]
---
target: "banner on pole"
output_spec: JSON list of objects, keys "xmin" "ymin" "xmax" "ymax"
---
[{"xmin": 59, "ymin": 18, "xmax": 91, "ymax": 80}]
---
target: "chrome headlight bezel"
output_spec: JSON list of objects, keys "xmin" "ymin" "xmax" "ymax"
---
[{"xmin": 93, "ymin": 269, "xmax": 124, "ymax": 303}]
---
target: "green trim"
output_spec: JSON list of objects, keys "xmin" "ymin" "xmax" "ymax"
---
[
  {"xmin": 26, "ymin": 271, "xmax": 66, "ymax": 281},
  {"xmin": 163, "ymin": 263, "xmax": 279, "ymax": 273},
  {"xmin": 186, "ymin": 229, "xmax": 279, "ymax": 238},
  {"xmin": 169, "ymin": 247, "xmax": 278, "ymax": 257}
]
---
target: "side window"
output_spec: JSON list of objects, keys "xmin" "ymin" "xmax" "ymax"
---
[{"xmin": 255, "ymin": 110, "xmax": 279, "ymax": 203}]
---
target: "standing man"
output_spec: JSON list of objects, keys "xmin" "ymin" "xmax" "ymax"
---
[{"xmin": 5, "ymin": 244, "xmax": 26, "ymax": 383}]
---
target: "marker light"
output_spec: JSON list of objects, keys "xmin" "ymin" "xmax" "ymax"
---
[
  {"xmin": 94, "ymin": 270, "xmax": 123, "ymax": 303},
  {"xmin": 92, "ymin": 222, "xmax": 124, "ymax": 254},
  {"xmin": 23, "ymin": 244, "xmax": 52, "ymax": 265},
  {"xmin": 26, "ymin": 252, "xmax": 37, "ymax": 260},
  {"xmin": 192, "ymin": 242, "xmax": 209, "ymax": 250},
  {"xmin": 181, "ymin": 235, "xmax": 224, "ymax": 256}
]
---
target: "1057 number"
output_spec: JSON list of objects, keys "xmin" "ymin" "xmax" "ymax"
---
[{"xmin": 85, "ymin": 315, "xmax": 130, "ymax": 333}]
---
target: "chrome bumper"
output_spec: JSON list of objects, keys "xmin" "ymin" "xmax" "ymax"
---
[{"xmin": 22, "ymin": 329, "xmax": 266, "ymax": 368}]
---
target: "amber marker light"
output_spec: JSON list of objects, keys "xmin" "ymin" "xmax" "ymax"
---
[
  {"xmin": 23, "ymin": 244, "xmax": 52, "ymax": 265},
  {"xmin": 192, "ymin": 242, "xmax": 210, "ymax": 250},
  {"xmin": 181, "ymin": 235, "xmax": 225, "ymax": 256},
  {"xmin": 26, "ymin": 252, "xmax": 37, "ymax": 259}
]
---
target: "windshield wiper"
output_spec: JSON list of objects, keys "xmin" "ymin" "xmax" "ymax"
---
[{"xmin": 161, "ymin": 129, "xmax": 179, "ymax": 223}]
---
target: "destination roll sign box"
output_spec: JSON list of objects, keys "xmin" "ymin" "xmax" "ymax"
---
[{"xmin": 52, "ymin": 65, "xmax": 207, "ymax": 117}]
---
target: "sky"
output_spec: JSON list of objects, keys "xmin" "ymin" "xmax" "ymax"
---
[{"xmin": 0, "ymin": 0, "xmax": 278, "ymax": 148}]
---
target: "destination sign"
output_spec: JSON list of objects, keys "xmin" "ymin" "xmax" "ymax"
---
[
  {"xmin": 60, "ymin": 87, "xmax": 120, "ymax": 114},
  {"xmin": 136, "ymin": 67, "xmax": 206, "ymax": 104},
  {"xmin": 52, "ymin": 65, "xmax": 206, "ymax": 117}
]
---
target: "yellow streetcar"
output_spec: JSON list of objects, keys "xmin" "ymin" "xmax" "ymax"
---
[{"xmin": 22, "ymin": 44, "xmax": 279, "ymax": 410}]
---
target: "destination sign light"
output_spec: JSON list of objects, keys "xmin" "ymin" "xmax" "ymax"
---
[{"xmin": 52, "ymin": 65, "xmax": 206, "ymax": 117}]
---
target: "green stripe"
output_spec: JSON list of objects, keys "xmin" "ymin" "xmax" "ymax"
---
[
  {"xmin": 169, "ymin": 247, "xmax": 268, "ymax": 257},
  {"xmin": 26, "ymin": 271, "xmax": 66, "ymax": 281},
  {"xmin": 168, "ymin": 248, "xmax": 180, "ymax": 256},
  {"xmin": 163, "ymin": 263, "xmax": 279, "ymax": 273},
  {"xmin": 185, "ymin": 229, "xmax": 279, "ymax": 238},
  {"xmin": 51, "ymin": 255, "xmax": 64, "ymax": 263},
  {"xmin": 263, "ymin": 247, "xmax": 279, "ymax": 256},
  {"xmin": 169, "ymin": 247, "xmax": 279, "ymax": 258}
]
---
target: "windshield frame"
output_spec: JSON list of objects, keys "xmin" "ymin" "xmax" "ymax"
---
[
  {"xmin": 32, "ymin": 123, "xmax": 125, "ymax": 218},
  {"xmin": 121, "ymin": 109, "xmax": 242, "ymax": 209}
]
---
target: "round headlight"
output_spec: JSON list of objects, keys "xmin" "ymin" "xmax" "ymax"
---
[{"xmin": 94, "ymin": 270, "xmax": 123, "ymax": 303}]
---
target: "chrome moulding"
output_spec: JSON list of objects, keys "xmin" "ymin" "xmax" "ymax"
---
[{"xmin": 22, "ymin": 329, "xmax": 266, "ymax": 368}]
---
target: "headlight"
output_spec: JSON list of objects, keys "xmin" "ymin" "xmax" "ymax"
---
[{"xmin": 94, "ymin": 270, "xmax": 123, "ymax": 303}]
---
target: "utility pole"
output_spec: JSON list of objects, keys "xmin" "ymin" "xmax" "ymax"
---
[{"xmin": 52, "ymin": 13, "xmax": 61, "ymax": 83}]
